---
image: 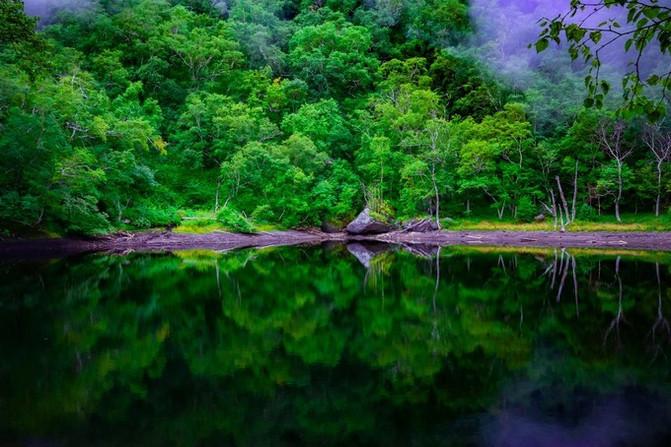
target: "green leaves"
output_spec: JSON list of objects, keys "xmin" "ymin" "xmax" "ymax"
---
[
  {"xmin": 287, "ymin": 19, "xmax": 379, "ymax": 96},
  {"xmin": 281, "ymin": 99, "xmax": 352, "ymax": 156},
  {"xmin": 219, "ymin": 136, "xmax": 333, "ymax": 228},
  {"xmin": 2, "ymin": 0, "xmax": 671, "ymax": 236},
  {"xmin": 535, "ymin": 38, "xmax": 549, "ymax": 52},
  {"xmin": 537, "ymin": 0, "xmax": 671, "ymax": 121},
  {"xmin": 0, "ymin": 0, "xmax": 38, "ymax": 46},
  {"xmin": 589, "ymin": 31, "xmax": 602, "ymax": 44}
]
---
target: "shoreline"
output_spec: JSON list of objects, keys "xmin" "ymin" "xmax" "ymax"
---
[{"xmin": 2, "ymin": 229, "xmax": 671, "ymax": 259}]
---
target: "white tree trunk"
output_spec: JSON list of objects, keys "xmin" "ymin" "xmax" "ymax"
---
[{"xmin": 615, "ymin": 159, "xmax": 623, "ymax": 222}]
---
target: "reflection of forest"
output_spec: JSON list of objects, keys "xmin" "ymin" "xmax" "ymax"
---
[{"xmin": 1, "ymin": 246, "xmax": 670, "ymax": 446}]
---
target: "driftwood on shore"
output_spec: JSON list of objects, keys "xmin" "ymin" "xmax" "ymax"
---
[{"xmin": 1, "ymin": 229, "xmax": 671, "ymax": 259}]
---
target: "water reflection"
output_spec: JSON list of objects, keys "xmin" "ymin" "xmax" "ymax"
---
[{"xmin": 1, "ymin": 244, "xmax": 670, "ymax": 446}]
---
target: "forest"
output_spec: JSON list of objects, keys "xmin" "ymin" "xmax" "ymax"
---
[{"xmin": 2, "ymin": 0, "xmax": 671, "ymax": 236}]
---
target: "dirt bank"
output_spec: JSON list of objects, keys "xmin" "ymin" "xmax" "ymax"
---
[
  {"xmin": 1, "ymin": 229, "xmax": 670, "ymax": 259},
  {"xmin": 356, "ymin": 230, "xmax": 671, "ymax": 251},
  {"xmin": 0, "ymin": 230, "xmax": 333, "ymax": 260}
]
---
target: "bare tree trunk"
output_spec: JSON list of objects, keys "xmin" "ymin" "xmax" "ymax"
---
[
  {"xmin": 550, "ymin": 190, "xmax": 558, "ymax": 231},
  {"xmin": 598, "ymin": 120, "xmax": 631, "ymax": 223},
  {"xmin": 214, "ymin": 177, "xmax": 222, "ymax": 213},
  {"xmin": 643, "ymin": 123, "xmax": 671, "ymax": 217},
  {"xmin": 557, "ymin": 203, "xmax": 566, "ymax": 232},
  {"xmin": 553, "ymin": 186, "xmax": 566, "ymax": 232},
  {"xmin": 34, "ymin": 207, "xmax": 45, "ymax": 226},
  {"xmin": 615, "ymin": 159, "xmax": 623, "ymax": 222},
  {"xmin": 380, "ymin": 161, "xmax": 384, "ymax": 202},
  {"xmin": 556, "ymin": 176, "xmax": 571, "ymax": 225},
  {"xmin": 656, "ymin": 160, "xmax": 663, "ymax": 217},
  {"xmin": 571, "ymin": 160, "xmax": 579, "ymax": 221},
  {"xmin": 497, "ymin": 203, "xmax": 505, "ymax": 220},
  {"xmin": 431, "ymin": 164, "xmax": 441, "ymax": 229}
]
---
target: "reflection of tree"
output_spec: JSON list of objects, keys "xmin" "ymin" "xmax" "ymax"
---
[
  {"xmin": 544, "ymin": 249, "xmax": 580, "ymax": 317},
  {"xmin": 604, "ymin": 256, "xmax": 630, "ymax": 349},
  {"xmin": 650, "ymin": 262, "xmax": 671, "ymax": 361},
  {"xmin": 0, "ymin": 247, "xmax": 670, "ymax": 445}
]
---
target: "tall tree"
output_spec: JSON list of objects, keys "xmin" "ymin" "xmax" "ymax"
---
[
  {"xmin": 597, "ymin": 119, "xmax": 633, "ymax": 222},
  {"xmin": 643, "ymin": 122, "xmax": 671, "ymax": 216}
]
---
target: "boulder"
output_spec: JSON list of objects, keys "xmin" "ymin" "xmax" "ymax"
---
[
  {"xmin": 345, "ymin": 208, "xmax": 395, "ymax": 234},
  {"xmin": 534, "ymin": 213, "xmax": 546, "ymax": 222},
  {"xmin": 402, "ymin": 218, "xmax": 439, "ymax": 232}
]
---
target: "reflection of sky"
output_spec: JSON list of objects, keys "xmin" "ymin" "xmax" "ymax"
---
[{"xmin": 483, "ymin": 383, "xmax": 671, "ymax": 447}]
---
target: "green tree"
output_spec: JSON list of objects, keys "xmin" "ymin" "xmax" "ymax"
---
[
  {"xmin": 287, "ymin": 16, "xmax": 379, "ymax": 96},
  {"xmin": 281, "ymin": 99, "xmax": 352, "ymax": 156},
  {"xmin": 0, "ymin": 0, "xmax": 37, "ymax": 46},
  {"xmin": 172, "ymin": 92, "xmax": 279, "ymax": 169}
]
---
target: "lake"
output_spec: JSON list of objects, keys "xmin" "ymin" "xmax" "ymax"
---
[{"xmin": 1, "ymin": 243, "xmax": 671, "ymax": 446}]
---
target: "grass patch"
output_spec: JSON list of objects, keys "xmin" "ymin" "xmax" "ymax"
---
[
  {"xmin": 444, "ymin": 245, "xmax": 671, "ymax": 261},
  {"xmin": 173, "ymin": 209, "xmax": 281, "ymax": 234},
  {"xmin": 169, "ymin": 209, "xmax": 671, "ymax": 234},
  {"xmin": 173, "ymin": 210, "xmax": 225, "ymax": 233},
  {"xmin": 446, "ymin": 213, "xmax": 671, "ymax": 232}
]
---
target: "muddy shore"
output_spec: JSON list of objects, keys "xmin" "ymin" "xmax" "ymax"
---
[{"xmin": 1, "ymin": 229, "xmax": 671, "ymax": 259}]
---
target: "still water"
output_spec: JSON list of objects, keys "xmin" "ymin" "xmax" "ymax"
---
[{"xmin": 1, "ymin": 243, "xmax": 671, "ymax": 446}]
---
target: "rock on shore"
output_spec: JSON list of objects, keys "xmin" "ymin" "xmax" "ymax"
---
[{"xmin": 346, "ymin": 208, "xmax": 396, "ymax": 234}]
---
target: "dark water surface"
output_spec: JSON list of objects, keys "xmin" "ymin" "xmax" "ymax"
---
[{"xmin": 2, "ymin": 244, "xmax": 671, "ymax": 446}]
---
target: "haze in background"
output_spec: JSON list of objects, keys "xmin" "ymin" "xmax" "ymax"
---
[
  {"xmin": 468, "ymin": 0, "xmax": 666, "ymax": 88},
  {"xmin": 24, "ymin": 0, "xmax": 95, "ymax": 22}
]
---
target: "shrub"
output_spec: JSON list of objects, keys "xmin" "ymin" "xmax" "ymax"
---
[
  {"xmin": 515, "ymin": 196, "xmax": 537, "ymax": 222},
  {"xmin": 251, "ymin": 204, "xmax": 275, "ymax": 222},
  {"xmin": 577, "ymin": 203, "xmax": 598, "ymax": 220},
  {"xmin": 124, "ymin": 203, "xmax": 181, "ymax": 229},
  {"xmin": 216, "ymin": 206, "xmax": 255, "ymax": 233}
]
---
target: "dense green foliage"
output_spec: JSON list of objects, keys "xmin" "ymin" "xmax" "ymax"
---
[
  {"xmin": 1, "ymin": 0, "xmax": 671, "ymax": 235},
  {"xmin": 2, "ymin": 247, "xmax": 671, "ymax": 445}
]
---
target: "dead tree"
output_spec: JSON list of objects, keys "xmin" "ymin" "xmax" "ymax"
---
[
  {"xmin": 556, "ymin": 176, "xmax": 571, "ymax": 230},
  {"xmin": 543, "ymin": 162, "xmax": 579, "ymax": 232},
  {"xmin": 597, "ymin": 120, "xmax": 632, "ymax": 222},
  {"xmin": 571, "ymin": 160, "xmax": 579, "ymax": 222},
  {"xmin": 643, "ymin": 123, "xmax": 671, "ymax": 217},
  {"xmin": 541, "ymin": 189, "xmax": 560, "ymax": 230}
]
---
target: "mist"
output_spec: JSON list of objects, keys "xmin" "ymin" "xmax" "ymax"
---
[
  {"xmin": 24, "ymin": 0, "xmax": 96, "ymax": 22},
  {"xmin": 467, "ymin": 0, "xmax": 667, "ymax": 88},
  {"xmin": 457, "ymin": 0, "xmax": 671, "ymax": 133}
]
